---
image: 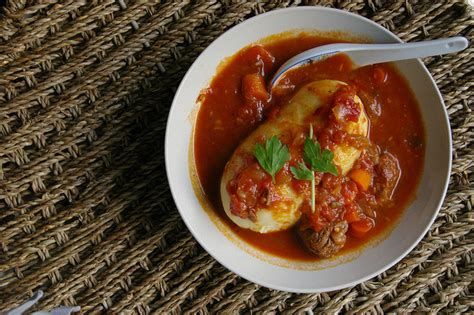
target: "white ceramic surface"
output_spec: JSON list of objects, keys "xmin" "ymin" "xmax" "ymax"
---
[{"xmin": 165, "ymin": 7, "xmax": 451, "ymax": 293}]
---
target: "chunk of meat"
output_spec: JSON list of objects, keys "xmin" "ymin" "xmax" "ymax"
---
[
  {"xmin": 357, "ymin": 192, "xmax": 377, "ymax": 218},
  {"xmin": 298, "ymin": 220, "xmax": 349, "ymax": 258},
  {"xmin": 358, "ymin": 89, "xmax": 382, "ymax": 122},
  {"xmin": 375, "ymin": 152, "xmax": 400, "ymax": 203}
]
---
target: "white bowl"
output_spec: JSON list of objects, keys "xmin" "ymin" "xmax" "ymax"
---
[{"xmin": 165, "ymin": 7, "xmax": 451, "ymax": 292}]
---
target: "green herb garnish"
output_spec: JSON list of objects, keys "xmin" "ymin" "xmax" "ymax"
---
[
  {"xmin": 290, "ymin": 125, "xmax": 338, "ymax": 213},
  {"xmin": 290, "ymin": 162, "xmax": 313, "ymax": 181},
  {"xmin": 303, "ymin": 138, "xmax": 338, "ymax": 176},
  {"xmin": 254, "ymin": 135, "xmax": 290, "ymax": 183},
  {"xmin": 291, "ymin": 161, "xmax": 316, "ymax": 213}
]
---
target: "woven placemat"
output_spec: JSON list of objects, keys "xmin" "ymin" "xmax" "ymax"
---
[{"xmin": 0, "ymin": 0, "xmax": 472, "ymax": 313}]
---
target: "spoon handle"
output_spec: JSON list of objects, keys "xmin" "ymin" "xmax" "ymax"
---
[
  {"xmin": 271, "ymin": 37, "xmax": 468, "ymax": 86},
  {"xmin": 348, "ymin": 37, "xmax": 469, "ymax": 66}
]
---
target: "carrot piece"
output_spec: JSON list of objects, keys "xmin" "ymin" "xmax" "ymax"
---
[
  {"xmin": 242, "ymin": 73, "xmax": 268, "ymax": 103},
  {"xmin": 349, "ymin": 217, "xmax": 374, "ymax": 238},
  {"xmin": 348, "ymin": 169, "xmax": 372, "ymax": 191}
]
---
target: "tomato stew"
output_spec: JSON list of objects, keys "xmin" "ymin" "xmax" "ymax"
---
[{"xmin": 194, "ymin": 33, "xmax": 425, "ymax": 261}]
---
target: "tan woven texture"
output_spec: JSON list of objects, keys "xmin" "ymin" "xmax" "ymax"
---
[{"xmin": 0, "ymin": 0, "xmax": 472, "ymax": 313}]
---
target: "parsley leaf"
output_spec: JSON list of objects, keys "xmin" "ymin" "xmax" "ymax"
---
[
  {"xmin": 320, "ymin": 149, "xmax": 338, "ymax": 175},
  {"xmin": 288, "ymin": 125, "xmax": 338, "ymax": 214},
  {"xmin": 254, "ymin": 136, "xmax": 290, "ymax": 183},
  {"xmin": 303, "ymin": 138, "xmax": 338, "ymax": 176},
  {"xmin": 290, "ymin": 162, "xmax": 313, "ymax": 181}
]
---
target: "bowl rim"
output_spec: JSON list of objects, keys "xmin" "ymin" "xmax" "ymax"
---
[{"xmin": 164, "ymin": 6, "xmax": 452, "ymax": 293}]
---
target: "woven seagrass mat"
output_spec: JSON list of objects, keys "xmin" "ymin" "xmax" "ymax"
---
[{"xmin": 0, "ymin": 0, "xmax": 472, "ymax": 313}]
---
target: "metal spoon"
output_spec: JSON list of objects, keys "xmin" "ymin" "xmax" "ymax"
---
[{"xmin": 270, "ymin": 37, "xmax": 469, "ymax": 87}]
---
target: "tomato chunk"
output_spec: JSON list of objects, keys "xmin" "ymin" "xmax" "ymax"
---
[
  {"xmin": 227, "ymin": 162, "xmax": 272, "ymax": 220},
  {"xmin": 332, "ymin": 86, "xmax": 360, "ymax": 122}
]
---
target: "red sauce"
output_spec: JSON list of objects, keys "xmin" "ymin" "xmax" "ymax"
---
[{"xmin": 194, "ymin": 33, "xmax": 425, "ymax": 261}]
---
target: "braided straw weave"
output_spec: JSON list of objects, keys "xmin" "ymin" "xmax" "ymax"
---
[{"xmin": 0, "ymin": 0, "xmax": 472, "ymax": 313}]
